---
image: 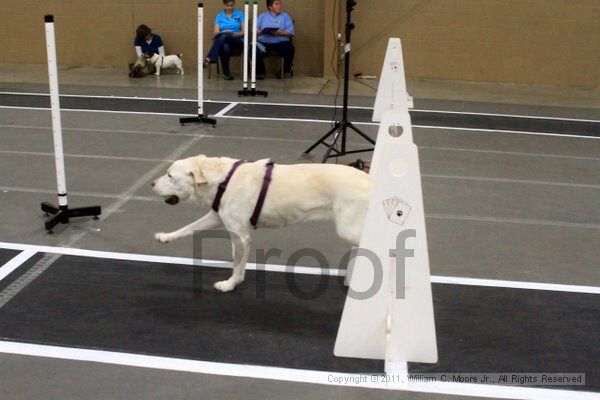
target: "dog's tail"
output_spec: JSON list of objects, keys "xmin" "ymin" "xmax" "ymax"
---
[{"xmin": 177, "ymin": 53, "xmax": 183, "ymax": 59}]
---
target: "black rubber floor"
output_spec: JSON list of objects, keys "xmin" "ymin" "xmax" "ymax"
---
[
  {"xmin": 411, "ymin": 285, "xmax": 599, "ymax": 392},
  {"xmin": 0, "ymin": 254, "xmax": 597, "ymax": 392},
  {"xmin": 0, "ymin": 93, "xmax": 226, "ymax": 116},
  {"xmin": 0, "ymin": 255, "xmax": 383, "ymax": 373},
  {"xmin": 230, "ymin": 103, "xmax": 373, "ymax": 123},
  {"xmin": 1, "ymin": 93, "xmax": 599, "ymax": 137},
  {"xmin": 228, "ymin": 104, "xmax": 600, "ymax": 137},
  {"xmin": 0, "ymin": 252, "xmax": 46, "ymax": 293},
  {"xmin": 0, "ymin": 249, "xmax": 19, "ymax": 269}
]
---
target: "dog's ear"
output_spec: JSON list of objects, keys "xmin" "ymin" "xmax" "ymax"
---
[
  {"xmin": 187, "ymin": 165, "xmax": 207, "ymax": 185},
  {"xmin": 186, "ymin": 155, "xmax": 210, "ymax": 185}
]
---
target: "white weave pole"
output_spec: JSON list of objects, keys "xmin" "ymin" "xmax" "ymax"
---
[
  {"xmin": 250, "ymin": 0, "xmax": 258, "ymax": 89},
  {"xmin": 197, "ymin": 2, "xmax": 204, "ymax": 116},
  {"xmin": 45, "ymin": 15, "xmax": 68, "ymax": 208},
  {"xmin": 242, "ymin": 0, "xmax": 249, "ymax": 90},
  {"xmin": 180, "ymin": 3, "xmax": 216, "ymax": 125},
  {"xmin": 238, "ymin": 0, "xmax": 267, "ymax": 96},
  {"xmin": 41, "ymin": 14, "xmax": 101, "ymax": 233}
]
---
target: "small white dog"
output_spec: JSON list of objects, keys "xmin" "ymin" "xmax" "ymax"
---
[
  {"xmin": 144, "ymin": 52, "xmax": 184, "ymax": 76},
  {"xmin": 151, "ymin": 155, "xmax": 373, "ymax": 292}
]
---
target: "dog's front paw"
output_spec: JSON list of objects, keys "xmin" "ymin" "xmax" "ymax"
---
[
  {"xmin": 214, "ymin": 279, "xmax": 238, "ymax": 292},
  {"xmin": 154, "ymin": 232, "xmax": 171, "ymax": 243}
]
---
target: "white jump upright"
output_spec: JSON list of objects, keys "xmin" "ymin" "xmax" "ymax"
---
[
  {"xmin": 334, "ymin": 38, "xmax": 438, "ymax": 380},
  {"xmin": 40, "ymin": 14, "xmax": 101, "ymax": 234},
  {"xmin": 241, "ymin": 0, "xmax": 250, "ymax": 91},
  {"xmin": 180, "ymin": 3, "xmax": 216, "ymax": 126},
  {"xmin": 238, "ymin": 0, "xmax": 267, "ymax": 97},
  {"xmin": 250, "ymin": 0, "xmax": 258, "ymax": 88}
]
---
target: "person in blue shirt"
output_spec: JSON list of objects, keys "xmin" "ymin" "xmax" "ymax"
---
[
  {"xmin": 131, "ymin": 25, "xmax": 165, "ymax": 77},
  {"xmin": 255, "ymin": 0, "xmax": 295, "ymax": 80},
  {"xmin": 205, "ymin": 0, "xmax": 245, "ymax": 80},
  {"xmin": 133, "ymin": 25, "xmax": 165, "ymax": 58}
]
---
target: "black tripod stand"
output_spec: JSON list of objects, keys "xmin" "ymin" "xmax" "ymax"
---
[{"xmin": 304, "ymin": 0, "xmax": 374, "ymax": 163}]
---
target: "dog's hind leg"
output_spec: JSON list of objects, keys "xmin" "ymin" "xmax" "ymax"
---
[
  {"xmin": 214, "ymin": 225, "xmax": 252, "ymax": 292},
  {"xmin": 333, "ymin": 202, "xmax": 366, "ymax": 246},
  {"xmin": 333, "ymin": 202, "xmax": 367, "ymax": 287},
  {"xmin": 155, "ymin": 210, "xmax": 222, "ymax": 243}
]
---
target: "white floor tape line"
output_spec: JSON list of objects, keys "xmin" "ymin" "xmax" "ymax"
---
[
  {"xmin": 424, "ymin": 174, "xmax": 600, "ymax": 189},
  {"xmin": 0, "ymin": 242, "xmax": 598, "ymax": 295},
  {"xmin": 1, "ymin": 91, "xmax": 598, "ymax": 123},
  {"xmin": 0, "ymin": 185, "xmax": 158, "ymax": 202},
  {"xmin": 214, "ymin": 102, "xmax": 239, "ymax": 117},
  {"xmin": 0, "ymin": 150, "xmax": 166, "ymax": 163},
  {"xmin": 414, "ymin": 124, "xmax": 600, "ymax": 140},
  {"xmin": 0, "ymin": 105, "xmax": 194, "ymax": 117},
  {"xmin": 1, "ymin": 105, "xmax": 598, "ymax": 139},
  {"xmin": 0, "ymin": 341, "xmax": 595, "ymax": 400},
  {"xmin": 2, "ymin": 123, "xmax": 599, "ymax": 160},
  {"xmin": 2, "ymin": 184, "xmax": 598, "ymax": 229},
  {"xmin": 0, "ymin": 253, "xmax": 62, "ymax": 309},
  {"xmin": 428, "ymin": 213, "xmax": 600, "ymax": 231},
  {"xmin": 0, "ymin": 249, "xmax": 38, "ymax": 282}
]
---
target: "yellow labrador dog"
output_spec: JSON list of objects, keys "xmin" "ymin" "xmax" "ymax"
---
[{"xmin": 151, "ymin": 155, "xmax": 373, "ymax": 292}]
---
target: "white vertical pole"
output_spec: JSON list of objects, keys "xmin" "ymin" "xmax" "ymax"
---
[
  {"xmin": 251, "ymin": 0, "xmax": 258, "ymax": 89},
  {"xmin": 44, "ymin": 15, "xmax": 68, "ymax": 208},
  {"xmin": 197, "ymin": 3, "xmax": 204, "ymax": 116},
  {"xmin": 180, "ymin": 3, "xmax": 215, "ymax": 125},
  {"xmin": 242, "ymin": 0, "xmax": 249, "ymax": 89}
]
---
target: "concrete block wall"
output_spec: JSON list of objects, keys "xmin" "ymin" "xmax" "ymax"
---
[
  {"xmin": 1, "ymin": 0, "xmax": 598, "ymax": 87},
  {"xmin": 344, "ymin": 0, "xmax": 600, "ymax": 87},
  {"xmin": 1, "ymin": 0, "xmax": 323, "ymax": 76}
]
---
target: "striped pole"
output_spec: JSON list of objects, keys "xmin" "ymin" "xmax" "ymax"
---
[
  {"xmin": 238, "ymin": 0, "xmax": 267, "ymax": 97},
  {"xmin": 197, "ymin": 2, "xmax": 204, "ymax": 116},
  {"xmin": 44, "ymin": 15, "xmax": 68, "ymax": 209},
  {"xmin": 179, "ymin": 3, "xmax": 216, "ymax": 125},
  {"xmin": 242, "ymin": 0, "xmax": 249, "ymax": 90},
  {"xmin": 250, "ymin": 0, "xmax": 258, "ymax": 90},
  {"xmin": 41, "ymin": 14, "xmax": 101, "ymax": 233}
]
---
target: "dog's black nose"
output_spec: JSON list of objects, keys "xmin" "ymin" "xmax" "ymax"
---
[{"xmin": 150, "ymin": 181, "xmax": 155, "ymax": 187}]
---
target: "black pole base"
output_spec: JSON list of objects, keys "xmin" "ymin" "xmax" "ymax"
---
[
  {"xmin": 238, "ymin": 88, "xmax": 268, "ymax": 97},
  {"xmin": 179, "ymin": 115, "xmax": 217, "ymax": 126},
  {"xmin": 303, "ymin": 120, "xmax": 375, "ymax": 163},
  {"xmin": 41, "ymin": 202, "xmax": 101, "ymax": 234}
]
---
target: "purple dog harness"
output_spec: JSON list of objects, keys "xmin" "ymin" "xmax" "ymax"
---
[
  {"xmin": 211, "ymin": 160, "xmax": 275, "ymax": 229},
  {"xmin": 211, "ymin": 159, "xmax": 246, "ymax": 212}
]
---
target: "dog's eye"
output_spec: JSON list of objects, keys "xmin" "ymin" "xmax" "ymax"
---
[{"xmin": 167, "ymin": 173, "xmax": 172, "ymax": 178}]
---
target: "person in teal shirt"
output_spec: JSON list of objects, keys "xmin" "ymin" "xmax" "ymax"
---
[
  {"xmin": 205, "ymin": 0, "xmax": 245, "ymax": 80},
  {"xmin": 255, "ymin": 0, "xmax": 295, "ymax": 79}
]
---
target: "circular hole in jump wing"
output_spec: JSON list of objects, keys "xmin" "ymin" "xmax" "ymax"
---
[{"xmin": 388, "ymin": 124, "xmax": 404, "ymax": 138}]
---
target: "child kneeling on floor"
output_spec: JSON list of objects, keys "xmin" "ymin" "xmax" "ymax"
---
[{"xmin": 129, "ymin": 24, "xmax": 164, "ymax": 78}]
